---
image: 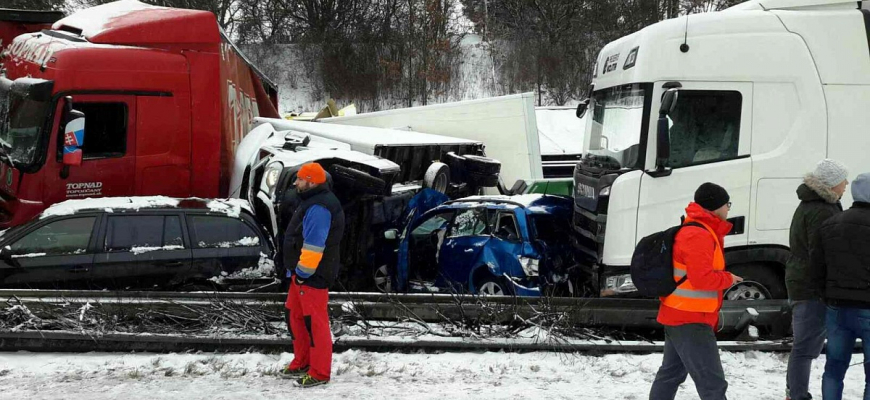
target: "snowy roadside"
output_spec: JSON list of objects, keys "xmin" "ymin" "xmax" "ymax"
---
[{"xmin": 0, "ymin": 350, "xmax": 865, "ymax": 399}]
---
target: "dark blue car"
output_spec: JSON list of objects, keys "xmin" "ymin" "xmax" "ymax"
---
[{"xmin": 376, "ymin": 190, "xmax": 584, "ymax": 297}]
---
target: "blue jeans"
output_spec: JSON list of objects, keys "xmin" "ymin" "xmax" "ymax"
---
[
  {"xmin": 822, "ymin": 306, "xmax": 870, "ymax": 400},
  {"xmin": 788, "ymin": 300, "xmax": 828, "ymax": 400}
]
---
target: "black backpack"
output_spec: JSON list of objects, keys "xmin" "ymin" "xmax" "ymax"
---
[{"xmin": 630, "ymin": 221, "xmax": 703, "ymax": 297}]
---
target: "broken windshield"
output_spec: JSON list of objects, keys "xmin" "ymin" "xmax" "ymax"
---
[
  {"xmin": 0, "ymin": 77, "xmax": 53, "ymax": 169},
  {"xmin": 585, "ymin": 83, "xmax": 650, "ymax": 169}
]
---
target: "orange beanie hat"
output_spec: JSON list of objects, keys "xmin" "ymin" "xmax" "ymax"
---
[{"xmin": 298, "ymin": 162, "xmax": 327, "ymax": 184}]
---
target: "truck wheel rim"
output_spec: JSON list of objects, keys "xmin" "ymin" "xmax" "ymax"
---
[
  {"xmin": 374, "ymin": 264, "xmax": 391, "ymax": 293},
  {"xmin": 479, "ymin": 282, "xmax": 504, "ymax": 296},
  {"xmin": 724, "ymin": 281, "xmax": 770, "ymax": 301}
]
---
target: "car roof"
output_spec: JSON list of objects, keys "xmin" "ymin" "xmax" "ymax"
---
[
  {"xmin": 440, "ymin": 194, "xmax": 571, "ymax": 213},
  {"xmin": 39, "ymin": 197, "xmax": 254, "ymax": 220}
]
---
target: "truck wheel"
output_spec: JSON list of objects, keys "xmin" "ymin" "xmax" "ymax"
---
[
  {"xmin": 329, "ymin": 165, "xmax": 386, "ymax": 195},
  {"xmin": 466, "ymin": 171, "xmax": 500, "ymax": 188},
  {"xmin": 423, "ymin": 162, "xmax": 450, "ymax": 194},
  {"xmin": 463, "ymin": 154, "xmax": 501, "ymax": 175},
  {"xmin": 725, "ymin": 264, "xmax": 786, "ymax": 300},
  {"xmin": 444, "ymin": 152, "xmax": 466, "ymax": 182}
]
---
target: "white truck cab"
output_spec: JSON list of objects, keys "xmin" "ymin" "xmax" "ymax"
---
[{"xmin": 574, "ymin": 0, "xmax": 870, "ymax": 300}]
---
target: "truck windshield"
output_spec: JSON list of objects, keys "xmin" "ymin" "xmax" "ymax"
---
[
  {"xmin": 585, "ymin": 83, "xmax": 649, "ymax": 169},
  {"xmin": 0, "ymin": 80, "xmax": 51, "ymax": 168}
]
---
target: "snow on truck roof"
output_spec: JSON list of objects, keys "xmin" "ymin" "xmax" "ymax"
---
[
  {"xmin": 40, "ymin": 197, "xmax": 252, "ymax": 219},
  {"xmin": 52, "ymin": 0, "xmax": 221, "ymax": 45},
  {"xmin": 727, "ymin": 0, "xmax": 862, "ymax": 11},
  {"xmin": 258, "ymin": 118, "xmax": 481, "ymax": 154}
]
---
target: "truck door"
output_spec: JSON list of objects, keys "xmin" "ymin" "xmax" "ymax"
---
[
  {"xmin": 637, "ymin": 82, "xmax": 753, "ymax": 247},
  {"xmin": 45, "ymin": 95, "xmax": 137, "ymax": 204}
]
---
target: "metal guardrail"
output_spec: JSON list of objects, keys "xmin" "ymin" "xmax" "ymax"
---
[{"xmin": 0, "ymin": 289, "xmax": 791, "ymax": 334}]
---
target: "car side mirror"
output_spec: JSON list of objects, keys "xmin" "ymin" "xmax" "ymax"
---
[
  {"xmin": 61, "ymin": 96, "xmax": 86, "ymax": 167},
  {"xmin": 384, "ymin": 229, "xmax": 399, "ymax": 240},
  {"xmin": 0, "ymin": 249, "xmax": 21, "ymax": 268}
]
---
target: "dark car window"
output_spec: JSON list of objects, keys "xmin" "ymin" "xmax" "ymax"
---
[
  {"xmin": 189, "ymin": 215, "xmax": 260, "ymax": 248},
  {"xmin": 411, "ymin": 211, "xmax": 453, "ymax": 239},
  {"xmin": 448, "ymin": 208, "xmax": 488, "ymax": 237},
  {"xmin": 492, "ymin": 212, "xmax": 520, "ymax": 241},
  {"xmin": 105, "ymin": 215, "xmax": 185, "ymax": 252},
  {"xmin": 10, "ymin": 217, "xmax": 96, "ymax": 256},
  {"xmin": 530, "ymin": 213, "xmax": 573, "ymax": 243}
]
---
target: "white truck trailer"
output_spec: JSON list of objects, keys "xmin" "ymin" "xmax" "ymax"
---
[{"xmin": 573, "ymin": 0, "xmax": 870, "ymax": 301}]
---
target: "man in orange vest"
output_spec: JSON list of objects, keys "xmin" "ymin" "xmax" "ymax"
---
[{"xmin": 649, "ymin": 182, "xmax": 744, "ymax": 400}]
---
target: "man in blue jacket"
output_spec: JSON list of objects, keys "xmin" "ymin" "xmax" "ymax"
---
[{"xmin": 278, "ymin": 162, "xmax": 345, "ymax": 388}]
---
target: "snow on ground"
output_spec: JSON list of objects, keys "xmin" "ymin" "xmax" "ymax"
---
[{"xmin": 0, "ymin": 350, "xmax": 865, "ymax": 399}]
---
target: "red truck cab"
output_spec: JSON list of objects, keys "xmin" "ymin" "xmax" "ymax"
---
[{"xmin": 0, "ymin": 0, "xmax": 278, "ymax": 228}]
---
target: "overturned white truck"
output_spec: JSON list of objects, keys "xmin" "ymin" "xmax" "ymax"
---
[{"xmin": 231, "ymin": 117, "xmax": 504, "ymax": 290}]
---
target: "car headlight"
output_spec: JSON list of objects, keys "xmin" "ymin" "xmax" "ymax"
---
[
  {"xmin": 518, "ymin": 256, "xmax": 540, "ymax": 277},
  {"xmin": 599, "ymin": 186, "xmax": 611, "ymax": 197},
  {"xmin": 264, "ymin": 163, "xmax": 283, "ymax": 195},
  {"xmin": 604, "ymin": 274, "xmax": 636, "ymax": 295}
]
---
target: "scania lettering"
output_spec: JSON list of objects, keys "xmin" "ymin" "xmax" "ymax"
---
[
  {"xmin": 0, "ymin": 0, "xmax": 279, "ymax": 227},
  {"xmin": 573, "ymin": 0, "xmax": 870, "ymax": 301}
]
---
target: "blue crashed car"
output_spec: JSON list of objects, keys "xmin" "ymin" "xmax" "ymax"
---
[{"xmin": 377, "ymin": 190, "xmax": 584, "ymax": 297}]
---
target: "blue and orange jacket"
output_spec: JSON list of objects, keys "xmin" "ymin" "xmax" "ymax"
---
[{"xmin": 283, "ymin": 184, "xmax": 345, "ymax": 289}]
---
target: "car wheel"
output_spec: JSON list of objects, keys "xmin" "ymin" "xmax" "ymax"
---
[
  {"xmin": 725, "ymin": 264, "xmax": 786, "ymax": 300},
  {"xmin": 466, "ymin": 171, "xmax": 500, "ymax": 188},
  {"xmin": 329, "ymin": 164, "xmax": 386, "ymax": 195},
  {"xmin": 476, "ymin": 275, "xmax": 515, "ymax": 296},
  {"xmin": 373, "ymin": 264, "xmax": 392, "ymax": 293},
  {"xmin": 423, "ymin": 162, "xmax": 450, "ymax": 194},
  {"xmin": 462, "ymin": 154, "xmax": 501, "ymax": 175}
]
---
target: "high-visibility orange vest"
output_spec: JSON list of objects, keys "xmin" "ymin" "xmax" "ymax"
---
[{"xmin": 661, "ymin": 220, "xmax": 724, "ymax": 313}]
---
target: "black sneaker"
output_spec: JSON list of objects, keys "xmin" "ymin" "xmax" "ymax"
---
[
  {"xmin": 279, "ymin": 365, "xmax": 309, "ymax": 379},
  {"xmin": 294, "ymin": 374, "xmax": 329, "ymax": 388}
]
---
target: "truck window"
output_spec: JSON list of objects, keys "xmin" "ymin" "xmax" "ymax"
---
[
  {"xmin": 105, "ymin": 215, "xmax": 183, "ymax": 252},
  {"xmin": 71, "ymin": 103, "xmax": 128, "ymax": 159},
  {"xmin": 666, "ymin": 90, "xmax": 742, "ymax": 168},
  {"xmin": 10, "ymin": 217, "xmax": 96, "ymax": 256},
  {"xmin": 188, "ymin": 215, "xmax": 260, "ymax": 248}
]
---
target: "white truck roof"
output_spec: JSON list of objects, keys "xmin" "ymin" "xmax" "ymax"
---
[
  {"xmin": 728, "ymin": 0, "xmax": 862, "ymax": 11},
  {"xmin": 255, "ymin": 118, "xmax": 480, "ymax": 155}
]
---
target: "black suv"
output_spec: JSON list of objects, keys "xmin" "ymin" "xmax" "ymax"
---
[{"xmin": 0, "ymin": 198, "xmax": 274, "ymax": 291}]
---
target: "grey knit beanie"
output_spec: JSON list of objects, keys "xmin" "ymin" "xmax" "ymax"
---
[
  {"xmin": 852, "ymin": 173, "xmax": 870, "ymax": 203},
  {"xmin": 812, "ymin": 159, "xmax": 849, "ymax": 187}
]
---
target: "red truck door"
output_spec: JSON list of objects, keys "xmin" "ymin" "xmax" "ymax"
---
[{"xmin": 45, "ymin": 94, "xmax": 137, "ymax": 203}]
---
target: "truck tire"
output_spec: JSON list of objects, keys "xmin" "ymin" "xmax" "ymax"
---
[
  {"xmin": 462, "ymin": 154, "xmax": 501, "ymax": 175},
  {"xmin": 466, "ymin": 171, "xmax": 500, "ymax": 188},
  {"xmin": 423, "ymin": 162, "xmax": 450, "ymax": 194},
  {"xmin": 329, "ymin": 165, "xmax": 386, "ymax": 195},
  {"xmin": 725, "ymin": 263, "xmax": 787, "ymax": 300},
  {"xmin": 444, "ymin": 152, "xmax": 466, "ymax": 182}
]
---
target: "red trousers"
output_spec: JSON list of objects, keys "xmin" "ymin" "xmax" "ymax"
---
[{"xmin": 285, "ymin": 280, "xmax": 332, "ymax": 380}]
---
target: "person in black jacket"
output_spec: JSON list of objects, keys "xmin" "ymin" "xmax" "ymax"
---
[
  {"xmin": 785, "ymin": 159, "xmax": 848, "ymax": 400},
  {"xmin": 277, "ymin": 162, "xmax": 345, "ymax": 388},
  {"xmin": 811, "ymin": 172, "xmax": 870, "ymax": 400}
]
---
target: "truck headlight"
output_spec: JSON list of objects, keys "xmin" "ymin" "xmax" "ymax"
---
[
  {"xmin": 264, "ymin": 163, "xmax": 283, "ymax": 195},
  {"xmin": 599, "ymin": 186, "xmax": 611, "ymax": 197},
  {"xmin": 518, "ymin": 256, "xmax": 539, "ymax": 277},
  {"xmin": 604, "ymin": 274, "xmax": 636, "ymax": 295}
]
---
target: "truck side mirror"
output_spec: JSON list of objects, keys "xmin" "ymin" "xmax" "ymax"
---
[
  {"xmin": 576, "ymin": 98, "xmax": 590, "ymax": 119},
  {"xmin": 655, "ymin": 89, "xmax": 679, "ymax": 171},
  {"xmin": 61, "ymin": 96, "xmax": 86, "ymax": 167}
]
